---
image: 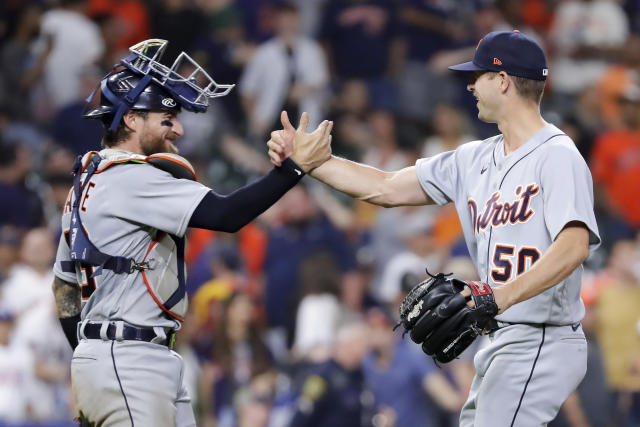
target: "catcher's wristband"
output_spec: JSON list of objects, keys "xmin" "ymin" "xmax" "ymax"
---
[{"xmin": 279, "ymin": 158, "xmax": 306, "ymax": 177}]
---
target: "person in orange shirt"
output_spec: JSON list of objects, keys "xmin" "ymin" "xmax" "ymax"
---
[
  {"xmin": 597, "ymin": 35, "xmax": 640, "ymax": 130},
  {"xmin": 591, "ymin": 81, "xmax": 640, "ymax": 233},
  {"xmin": 87, "ymin": 0, "xmax": 150, "ymax": 51}
]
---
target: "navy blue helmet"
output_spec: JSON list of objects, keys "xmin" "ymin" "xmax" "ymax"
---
[{"xmin": 85, "ymin": 39, "xmax": 235, "ymax": 131}]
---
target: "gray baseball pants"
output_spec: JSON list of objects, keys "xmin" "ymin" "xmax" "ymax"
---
[
  {"xmin": 71, "ymin": 338, "xmax": 195, "ymax": 426},
  {"xmin": 460, "ymin": 323, "xmax": 587, "ymax": 427}
]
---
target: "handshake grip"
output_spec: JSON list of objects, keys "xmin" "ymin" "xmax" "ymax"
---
[
  {"xmin": 395, "ymin": 271, "xmax": 499, "ymax": 364},
  {"xmin": 290, "ymin": 120, "xmax": 333, "ymax": 172},
  {"xmin": 271, "ymin": 111, "xmax": 333, "ymax": 173}
]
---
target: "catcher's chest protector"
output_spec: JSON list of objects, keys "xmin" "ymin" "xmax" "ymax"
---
[{"xmin": 62, "ymin": 151, "xmax": 195, "ymax": 321}]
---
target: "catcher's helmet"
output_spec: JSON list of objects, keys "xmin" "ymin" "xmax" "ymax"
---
[
  {"xmin": 85, "ymin": 39, "xmax": 235, "ymax": 131},
  {"xmin": 84, "ymin": 69, "xmax": 182, "ymax": 122}
]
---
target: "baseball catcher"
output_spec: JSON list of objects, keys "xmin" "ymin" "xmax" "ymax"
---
[
  {"xmin": 52, "ymin": 38, "xmax": 333, "ymax": 427},
  {"xmin": 395, "ymin": 271, "xmax": 499, "ymax": 363}
]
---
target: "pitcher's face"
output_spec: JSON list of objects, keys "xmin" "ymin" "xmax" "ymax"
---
[{"xmin": 467, "ymin": 71, "xmax": 500, "ymax": 124}]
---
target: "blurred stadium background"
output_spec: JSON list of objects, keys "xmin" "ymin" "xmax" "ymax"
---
[{"xmin": 0, "ymin": 0, "xmax": 638, "ymax": 426}]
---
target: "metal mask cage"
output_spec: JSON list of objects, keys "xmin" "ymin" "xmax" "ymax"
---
[{"xmin": 122, "ymin": 39, "xmax": 235, "ymax": 110}]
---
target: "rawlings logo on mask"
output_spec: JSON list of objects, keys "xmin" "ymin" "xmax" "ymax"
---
[{"xmin": 162, "ymin": 98, "xmax": 177, "ymax": 108}]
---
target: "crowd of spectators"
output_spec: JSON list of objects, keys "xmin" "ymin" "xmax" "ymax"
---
[{"xmin": 0, "ymin": 0, "xmax": 639, "ymax": 426}]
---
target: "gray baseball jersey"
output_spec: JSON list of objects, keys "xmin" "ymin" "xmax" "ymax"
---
[
  {"xmin": 415, "ymin": 123, "xmax": 600, "ymax": 324},
  {"xmin": 415, "ymin": 123, "xmax": 600, "ymax": 426},
  {"xmin": 53, "ymin": 148, "xmax": 209, "ymax": 329},
  {"xmin": 53, "ymin": 148, "xmax": 208, "ymax": 426}
]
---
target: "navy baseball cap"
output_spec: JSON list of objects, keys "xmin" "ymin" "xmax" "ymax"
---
[{"xmin": 449, "ymin": 30, "xmax": 548, "ymax": 81}]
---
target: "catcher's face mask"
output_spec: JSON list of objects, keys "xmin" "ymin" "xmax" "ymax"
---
[
  {"xmin": 86, "ymin": 39, "xmax": 235, "ymax": 131},
  {"xmin": 122, "ymin": 39, "xmax": 235, "ymax": 110}
]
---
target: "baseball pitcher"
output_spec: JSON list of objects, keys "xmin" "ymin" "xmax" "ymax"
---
[{"xmin": 268, "ymin": 30, "xmax": 600, "ymax": 426}]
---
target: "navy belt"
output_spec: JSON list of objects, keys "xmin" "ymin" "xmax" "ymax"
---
[
  {"xmin": 488, "ymin": 321, "xmax": 580, "ymax": 334},
  {"xmin": 489, "ymin": 321, "xmax": 545, "ymax": 333},
  {"xmin": 80, "ymin": 322, "xmax": 175, "ymax": 349}
]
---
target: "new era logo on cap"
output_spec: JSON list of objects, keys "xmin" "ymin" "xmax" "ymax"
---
[{"xmin": 448, "ymin": 30, "xmax": 548, "ymax": 81}]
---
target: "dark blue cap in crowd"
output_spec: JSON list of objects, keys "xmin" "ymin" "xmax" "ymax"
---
[{"xmin": 449, "ymin": 30, "xmax": 548, "ymax": 81}]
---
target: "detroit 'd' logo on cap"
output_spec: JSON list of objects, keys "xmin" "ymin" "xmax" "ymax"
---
[{"xmin": 162, "ymin": 98, "xmax": 177, "ymax": 108}]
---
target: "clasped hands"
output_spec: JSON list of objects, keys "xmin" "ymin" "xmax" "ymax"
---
[{"xmin": 267, "ymin": 111, "xmax": 333, "ymax": 173}]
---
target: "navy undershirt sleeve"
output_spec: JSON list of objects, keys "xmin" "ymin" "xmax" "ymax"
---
[{"xmin": 188, "ymin": 158, "xmax": 304, "ymax": 232}]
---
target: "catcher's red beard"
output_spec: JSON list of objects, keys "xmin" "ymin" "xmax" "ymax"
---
[{"xmin": 140, "ymin": 133, "xmax": 177, "ymax": 155}]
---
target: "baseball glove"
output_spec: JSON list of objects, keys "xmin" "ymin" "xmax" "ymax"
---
[{"xmin": 395, "ymin": 271, "xmax": 499, "ymax": 363}]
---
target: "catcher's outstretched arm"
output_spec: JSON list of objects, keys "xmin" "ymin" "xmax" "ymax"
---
[
  {"xmin": 188, "ymin": 158, "xmax": 303, "ymax": 233},
  {"xmin": 53, "ymin": 275, "xmax": 81, "ymax": 349},
  {"xmin": 492, "ymin": 221, "xmax": 590, "ymax": 313},
  {"xmin": 310, "ymin": 156, "xmax": 434, "ymax": 207},
  {"xmin": 267, "ymin": 112, "xmax": 431, "ymax": 206}
]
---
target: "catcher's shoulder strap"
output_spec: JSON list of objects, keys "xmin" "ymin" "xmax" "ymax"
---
[{"xmin": 60, "ymin": 152, "xmax": 136, "ymax": 275}]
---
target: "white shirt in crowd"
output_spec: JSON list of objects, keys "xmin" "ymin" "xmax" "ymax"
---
[
  {"xmin": 39, "ymin": 8, "xmax": 104, "ymax": 109},
  {"xmin": 12, "ymin": 301, "xmax": 72, "ymax": 421},
  {"xmin": 293, "ymin": 293, "xmax": 342, "ymax": 358},
  {"xmin": 1, "ymin": 264, "xmax": 54, "ymax": 317},
  {"xmin": 0, "ymin": 344, "xmax": 34, "ymax": 422},
  {"xmin": 549, "ymin": 0, "xmax": 629, "ymax": 94},
  {"xmin": 239, "ymin": 37, "xmax": 328, "ymax": 131}
]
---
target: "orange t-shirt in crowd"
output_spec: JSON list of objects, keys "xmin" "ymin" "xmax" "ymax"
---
[
  {"xmin": 597, "ymin": 65, "xmax": 632, "ymax": 129},
  {"xmin": 88, "ymin": 0, "xmax": 151, "ymax": 50},
  {"xmin": 591, "ymin": 129, "xmax": 640, "ymax": 226}
]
